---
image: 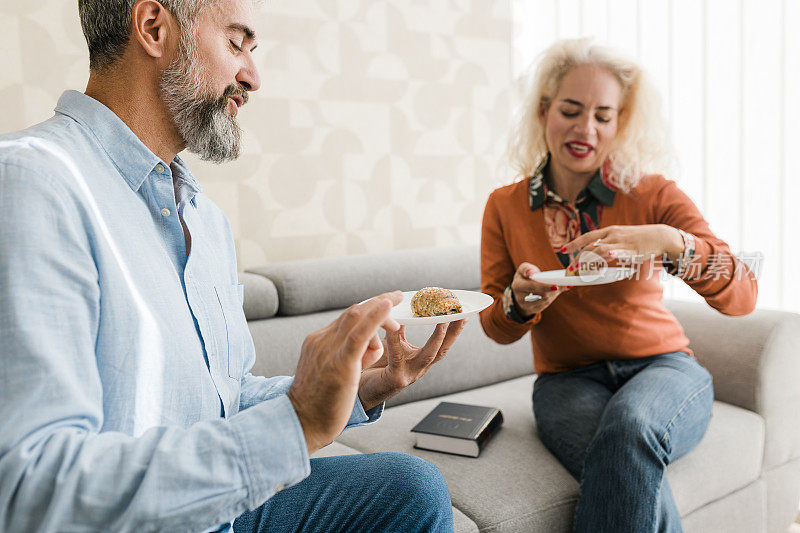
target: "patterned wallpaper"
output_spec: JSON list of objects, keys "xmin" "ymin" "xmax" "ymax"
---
[{"xmin": 0, "ymin": 0, "xmax": 513, "ymax": 270}]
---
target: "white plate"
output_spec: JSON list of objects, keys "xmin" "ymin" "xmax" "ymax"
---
[
  {"xmin": 531, "ymin": 267, "xmax": 635, "ymax": 286},
  {"xmin": 387, "ymin": 289, "xmax": 493, "ymax": 326}
]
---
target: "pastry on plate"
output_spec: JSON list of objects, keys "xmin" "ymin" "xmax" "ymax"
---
[{"xmin": 410, "ymin": 287, "xmax": 462, "ymax": 317}]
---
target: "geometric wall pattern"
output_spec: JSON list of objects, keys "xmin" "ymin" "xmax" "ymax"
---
[{"xmin": 0, "ymin": 0, "xmax": 513, "ymax": 270}]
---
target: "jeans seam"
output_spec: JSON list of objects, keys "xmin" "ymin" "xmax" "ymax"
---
[{"xmin": 658, "ymin": 380, "xmax": 712, "ymax": 449}]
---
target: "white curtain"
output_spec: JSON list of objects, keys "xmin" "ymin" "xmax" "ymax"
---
[{"xmin": 511, "ymin": 0, "xmax": 799, "ymax": 312}]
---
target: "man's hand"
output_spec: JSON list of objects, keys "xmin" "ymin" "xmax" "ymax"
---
[
  {"xmin": 357, "ymin": 319, "xmax": 467, "ymax": 411},
  {"xmin": 287, "ymin": 291, "xmax": 402, "ymax": 455}
]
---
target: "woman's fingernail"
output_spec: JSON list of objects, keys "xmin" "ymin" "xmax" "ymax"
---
[
  {"xmin": 559, "ymin": 246, "xmax": 567, "ymax": 253},
  {"xmin": 526, "ymin": 269, "xmax": 535, "ymax": 278},
  {"xmin": 608, "ymin": 251, "xmax": 615, "ymax": 257},
  {"xmin": 567, "ymin": 286, "xmax": 574, "ymax": 289},
  {"xmin": 550, "ymin": 285, "xmax": 558, "ymax": 291}
]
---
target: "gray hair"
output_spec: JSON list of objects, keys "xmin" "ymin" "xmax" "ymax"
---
[{"xmin": 78, "ymin": 0, "xmax": 211, "ymax": 70}]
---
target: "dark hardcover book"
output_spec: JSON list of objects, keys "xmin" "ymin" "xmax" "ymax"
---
[{"xmin": 410, "ymin": 402, "xmax": 503, "ymax": 457}]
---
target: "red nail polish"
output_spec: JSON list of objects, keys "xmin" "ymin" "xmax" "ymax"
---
[
  {"xmin": 559, "ymin": 247, "xmax": 567, "ymax": 253},
  {"xmin": 550, "ymin": 285, "xmax": 558, "ymax": 291},
  {"xmin": 567, "ymin": 286, "xmax": 574, "ymax": 289},
  {"xmin": 608, "ymin": 251, "xmax": 615, "ymax": 257}
]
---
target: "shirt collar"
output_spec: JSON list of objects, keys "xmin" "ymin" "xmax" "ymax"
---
[
  {"xmin": 171, "ymin": 155, "xmax": 203, "ymax": 206},
  {"xmin": 528, "ymin": 154, "xmax": 616, "ymax": 210},
  {"xmin": 586, "ymin": 166, "xmax": 616, "ymax": 206},
  {"xmin": 527, "ymin": 157, "xmax": 549, "ymax": 210},
  {"xmin": 54, "ymin": 90, "xmax": 170, "ymax": 192}
]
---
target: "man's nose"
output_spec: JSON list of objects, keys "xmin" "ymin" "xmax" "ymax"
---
[{"xmin": 236, "ymin": 56, "xmax": 261, "ymax": 93}]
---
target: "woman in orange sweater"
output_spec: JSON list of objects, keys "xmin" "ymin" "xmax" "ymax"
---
[{"xmin": 479, "ymin": 38, "xmax": 757, "ymax": 532}]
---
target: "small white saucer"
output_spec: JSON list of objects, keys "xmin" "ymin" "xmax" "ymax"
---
[{"xmin": 531, "ymin": 267, "xmax": 635, "ymax": 286}]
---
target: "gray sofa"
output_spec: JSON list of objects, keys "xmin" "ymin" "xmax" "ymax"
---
[{"xmin": 240, "ymin": 245, "xmax": 800, "ymax": 532}]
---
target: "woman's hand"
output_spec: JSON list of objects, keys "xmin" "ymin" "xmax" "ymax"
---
[
  {"xmin": 511, "ymin": 262, "xmax": 569, "ymax": 317},
  {"xmin": 561, "ymin": 224, "xmax": 684, "ymax": 264}
]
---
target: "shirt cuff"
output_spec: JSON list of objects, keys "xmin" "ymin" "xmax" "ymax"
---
[
  {"xmin": 230, "ymin": 394, "xmax": 310, "ymax": 510},
  {"xmin": 347, "ymin": 397, "xmax": 384, "ymax": 428}
]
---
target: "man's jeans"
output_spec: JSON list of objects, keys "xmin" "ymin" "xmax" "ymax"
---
[
  {"xmin": 233, "ymin": 452, "xmax": 453, "ymax": 533},
  {"xmin": 533, "ymin": 351, "xmax": 713, "ymax": 533}
]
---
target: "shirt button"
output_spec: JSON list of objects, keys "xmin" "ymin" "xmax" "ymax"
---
[
  {"xmin": 155, "ymin": 164, "xmax": 165, "ymax": 173},
  {"xmin": 161, "ymin": 208, "xmax": 171, "ymax": 217}
]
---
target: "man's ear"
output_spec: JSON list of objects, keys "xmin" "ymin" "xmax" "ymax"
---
[{"xmin": 131, "ymin": 0, "xmax": 179, "ymax": 61}]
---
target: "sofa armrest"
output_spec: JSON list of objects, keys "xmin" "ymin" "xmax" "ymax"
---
[
  {"xmin": 239, "ymin": 272, "xmax": 279, "ymax": 320},
  {"xmin": 665, "ymin": 299, "xmax": 800, "ymax": 469}
]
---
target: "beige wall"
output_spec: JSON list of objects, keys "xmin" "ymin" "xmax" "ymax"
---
[{"xmin": 0, "ymin": 0, "xmax": 513, "ymax": 270}]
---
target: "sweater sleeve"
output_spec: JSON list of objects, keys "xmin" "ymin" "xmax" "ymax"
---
[
  {"xmin": 652, "ymin": 178, "xmax": 758, "ymax": 316},
  {"xmin": 479, "ymin": 191, "xmax": 541, "ymax": 344}
]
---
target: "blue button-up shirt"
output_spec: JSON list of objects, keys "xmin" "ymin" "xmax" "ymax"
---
[{"xmin": 0, "ymin": 91, "xmax": 380, "ymax": 532}]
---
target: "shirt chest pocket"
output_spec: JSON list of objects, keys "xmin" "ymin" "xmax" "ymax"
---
[{"xmin": 213, "ymin": 283, "xmax": 246, "ymax": 379}]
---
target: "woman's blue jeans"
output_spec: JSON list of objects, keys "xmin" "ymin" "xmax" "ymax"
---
[
  {"xmin": 533, "ymin": 351, "xmax": 713, "ymax": 533},
  {"xmin": 233, "ymin": 452, "xmax": 453, "ymax": 533}
]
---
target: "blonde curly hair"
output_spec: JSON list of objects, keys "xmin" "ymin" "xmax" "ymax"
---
[{"xmin": 508, "ymin": 38, "xmax": 676, "ymax": 192}]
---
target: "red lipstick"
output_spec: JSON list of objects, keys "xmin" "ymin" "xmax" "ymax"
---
[{"xmin": 565, "ymin": 141, "xmax": 593, "ymax": 159}]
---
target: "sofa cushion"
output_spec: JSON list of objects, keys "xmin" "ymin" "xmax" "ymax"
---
[
  {"xmin": 239, "ymin": 271, "xmax": 279, "ymax": 320},
  {"xmin": 338, "ymin": 376, "xmax": 578, "ymax": 532},
  {"xmin": 666, "ymin": 402, "xmax": 764, "ymax": 517},
  {"xmin": 336, "ymin": 375, "xmax": 765, "ymax": 531},
  {"xmin": 452, "ymin": 508, "xmax": 480, "ymax": 533},
  {"xmin": 681, "ymin": 479, "xmax": 765, "ymax": 533},
  {"xmin": 246, "ymin": 245, "xmax": 480, "ymax": 315}
]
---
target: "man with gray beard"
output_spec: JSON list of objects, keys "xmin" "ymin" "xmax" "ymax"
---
[
  {"xmin": 0, "ymin": 0, "xmax": 464, "ymax": 532},
  {"xmin": 159, "ymin": 17, "xmax": 248, "ymax": 162}
]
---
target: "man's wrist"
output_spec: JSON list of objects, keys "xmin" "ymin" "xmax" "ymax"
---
[
  {"xmin": 357, "ymin": 392, "xmax": 380, "ymax": 414},
  {"xmin": 286, "ymin": 389, "xmax": 322, "ymax": 454},
  {"xmin": 358, "ymin": 372, "xmax": 397, "ymax": 413}
]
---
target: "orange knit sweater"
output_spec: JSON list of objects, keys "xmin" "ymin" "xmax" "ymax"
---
[{"xmin": 479, "ymin": 174, "xmax": 758, "ymax": 374}]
